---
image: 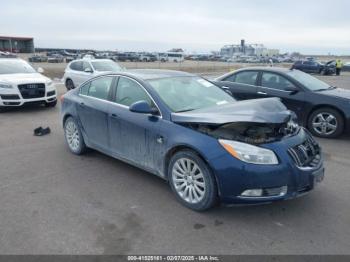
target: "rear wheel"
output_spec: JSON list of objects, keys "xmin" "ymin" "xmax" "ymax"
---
[
  {"xmin": 168, "ymin": 150, "xmax": 218, "ymax": 211},
  {"xmin": 64, "ymin": 117, "xmax": 87, "ymax": 154},
  {"xmin": 308, "ymin": 108, "xmax": 344, "ymax": 138},
  {"xmin": 65, "ymin": 79, "xmax": 75, "ymax": 90}
]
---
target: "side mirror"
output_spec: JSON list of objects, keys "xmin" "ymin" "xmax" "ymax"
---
[
  {"xmin": 129, "ymin": 101, "xmax": 158, "ymax": 115},
  {"xmin": 285, "ymin": 85, "xmax": 299, "ymax": 94},
  {"xmin": 37, "ymin": 67, "xmax": 44, "ymax": 73},
  {"xmin": 221, "ymin": 86, "xmax": 233, "ymax": 96},
  {"xmin": 84, "ymin": 67, "xmax": 93, "ymax": 73}
]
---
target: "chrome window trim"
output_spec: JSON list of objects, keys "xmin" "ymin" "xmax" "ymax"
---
[{"xmin": 78, "ymin": 74, "xmax": 163, "ymax": 118}]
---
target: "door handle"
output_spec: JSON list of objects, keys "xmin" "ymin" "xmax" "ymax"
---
[
  {"xmin": 221, "ymin": 86, "xmax": 230, "ymax": 90},
  {"xmin": 110, "ymin": 113, "xmax": 119, "ymax": 119},
  {"xmin": 79, "ymin": 102, "xmax": 85, "ymax": 106},
  {"xmin": 257, "ymin": 91, "xmax": 267, "ymax": 95}
]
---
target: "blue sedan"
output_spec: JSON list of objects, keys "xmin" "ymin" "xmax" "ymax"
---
[{"xmin": 61, "ymin": 69, "xmax": 324, "ymax": 211}]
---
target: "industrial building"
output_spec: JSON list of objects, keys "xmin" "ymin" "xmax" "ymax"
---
[
  {"xmin": 220, "ymin": 39, "xmax": 279, "ymax": 58},
  {"xmin": 0, "ymin": 36, "xmax": 34, "ymax": 53}
]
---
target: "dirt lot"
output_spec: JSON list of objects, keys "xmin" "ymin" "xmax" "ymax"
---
[{"xmin": 0, "ymin": 73, "xmax": 349, "ymax": 254}]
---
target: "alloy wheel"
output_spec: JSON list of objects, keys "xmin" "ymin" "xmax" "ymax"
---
[
  {"xmin": 171, "ymin": 158, "xmax": 206, "ymax": 204},
  {"xmin": 65, "ymin": 120, "xmax": 80, "ymax": 151},
  {"xmin": 312, "ymin": 112, "xmax": 338, "ymax": 136}
]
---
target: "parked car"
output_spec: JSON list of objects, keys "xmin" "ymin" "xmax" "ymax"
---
[
  {"xmin": 61, "ymin": 69, "xmax": 324, "ymax": 211},
  {"xmin": 65, "ymin": 56, "xmax": 75, "ymax": 63},
  {"xmin": 63, "ymin": 58, "xmax": 123, "ymax": 90},
  {"xmin": 342, "ymin": 62, "xmax": 350, "ymax": 72},
  {"xmin": 47, "ymin": 54, "xmax": 64, "ymax": 63},
  {"xmin": 292, "ymin": 60, "xmax": 335, "ymax": 75},
  {"xmin": 138, "ymin": 53, "xmax": 157, "ymax": 62},
  {"xmin": 113, "ymin": 52, "xmax": 139, "ymax": 62},
  {"xmin": 0, "ymin": 58, "xmax": 57, "ymax": 110},
  {"xmin": 28, "ymin": 54, "xmax": 48, "ymax": 63},
  {"xmin": 215, "ymin": 67, "xmax": 350, "ymax": 138}
]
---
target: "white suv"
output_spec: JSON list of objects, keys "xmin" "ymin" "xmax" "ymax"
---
[
  {"xmin": 63, "ymin": 58, "xmax": 123, "ymax": 90},
  {"xmin": 0, "ymin": 58, "xmax": 57, "ymax": 110}
]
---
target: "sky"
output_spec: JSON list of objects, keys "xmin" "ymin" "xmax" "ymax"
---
[{"xmin": 1, "ymin": 0, "xmax": 350, "ymax": 55}]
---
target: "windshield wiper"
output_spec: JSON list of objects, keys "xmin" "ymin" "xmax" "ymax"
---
[
  {"xmin": 175, "ymin": 108, "xmax": 197, "ymax": 113},
  {"xmin": 314, "ymin": 86, "xmax": 337, "ymax": 92}
]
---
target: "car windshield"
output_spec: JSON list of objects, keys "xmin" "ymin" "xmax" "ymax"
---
[
  {"xmin": 148, "ymin": 76, "xmax": 235, "ymax": 112},
  {"xmin": 287, "ymin": 70, "xmax": 331, "ymax": 91},
  {"xmin": 0, "ymin": 59, "xmax": 37, "ymax": 74},
  {"xmin": 91, "ymin": 60, "xmax": 122, "ymax": 72}
]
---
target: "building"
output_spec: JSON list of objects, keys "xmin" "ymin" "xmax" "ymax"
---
[
  {"xmin": 220, "ymin": 39, "xmax": 279, "ymax": 58},
  {"xmin": 0, "ymin": 36, "xmax": 34, "ymax": 53}
]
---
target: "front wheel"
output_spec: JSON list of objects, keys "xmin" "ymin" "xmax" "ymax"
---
[
  {"xmin": 308, "ymin": 108, "xmax": 344, "ymax": 138},
  {"xmin": 64, "ymin": 117, "xmax": 87, "ymax": 154},
  {"xmin": 168, "ymin": 150, "xmax": 218, "ymax": 211}
]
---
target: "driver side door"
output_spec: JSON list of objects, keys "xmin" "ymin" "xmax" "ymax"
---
[
  {"xmin": 256, "ymin": 72, "xmax": 305, "ymax": 119},
  {"xmin": 108, "ymin": 76, "xmax": 162, "ymax": 172}
]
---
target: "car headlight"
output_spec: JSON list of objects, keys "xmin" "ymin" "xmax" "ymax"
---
[
  {"xmin": 219, "ymin": 139, "xmax": 279, "ymax": 165},
  {"xmin": 0, "ymin": 82, "xmax": 13, "ymax": 89},
  {"xmin": 46, "ymin": 81, "xmax": 53, "ymax": 86}
]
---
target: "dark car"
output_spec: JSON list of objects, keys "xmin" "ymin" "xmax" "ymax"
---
[
  {"xmin": 61, "ymin": 69, "xmax": 324, "ymax": 211},
  {"xmin": 292, "ymin": 60, "xmax": 335, "ymax": 75},
  {"xmin": 215, "ymin": 67, "xmax": 350, "ymax": 138},
  {"xmin": 28, "ymin": 54, "xmax": 48, "ymax": 63},
  {"xmin": 113, "ymin": 53, "xmax": 139, "ymax": 62}
]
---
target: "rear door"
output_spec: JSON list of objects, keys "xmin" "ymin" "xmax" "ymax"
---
[
  {"xmin": 257, "ymin": 72, "xmax": 305, "ymax": 118},
  {"xmin": 108, "ymin": 76, "xmax": 162, "ymax": 171},
  {"xmin": 76, "ymin": 76, "xmax": 115, "ymax": 151},
  {"xmin": 216, "ymin": 71, "xmax": 260, "ymax": 100}
]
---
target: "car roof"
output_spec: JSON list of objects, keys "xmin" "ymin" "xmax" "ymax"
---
[
  {"xmin": 125, "ymin": 69, "xmax": 195, "ymax": 80},
  {"xmin": 234, "ymin": 66, "xmax": 293, "ymax": 73}
]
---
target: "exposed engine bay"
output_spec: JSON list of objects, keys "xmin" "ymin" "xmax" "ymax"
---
[{"xmin": 184, "ymin": 120, "xmax": 299, "ymax": 144}]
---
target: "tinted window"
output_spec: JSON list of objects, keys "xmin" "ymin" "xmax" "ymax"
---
[
  {"xmin": 83, "ymin": 61, "xmax": 93, "ymax": 72},
  {"xmin": 234, "ymin": 71, "xmax": 258, "ymax": 85},
  {"xmin": 87, "ymin": 76, "xmax": 113, "ymax": 100},
  {"xmin": 80, "ymin": 82, "xmax": 90, "ymax": 95},
  {"xmin": 70, "ymin": 61, "xmax": 83, "ymax": 71},
  {"xmin": 261, "ymin": 73, "xmax": 296, "ymax": 91},
  {"xmin": 116, "ymin": 77, "xmax": 152, "ymax": 107},
  {"xmin": 223, "ymin": 74, "xmax": 236, "ymax": 82}
]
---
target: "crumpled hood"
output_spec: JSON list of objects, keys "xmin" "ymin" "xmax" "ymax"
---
[
  {"xmin": 0, "ymin": 73, "xmax": 50, "ymax": 85},
  {"xmin": 171, "ymin": 97, "xmax": 293, "ymax": 125}
]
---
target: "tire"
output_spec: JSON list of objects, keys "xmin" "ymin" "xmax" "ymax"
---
[
  {"xmin": 168, "ymin": 150, "xmax": 218, "ymax": 211},
  {"xmin": 320, "ymin": 69, "xmax": 326, "ymax": 75},
  {"xmin": 307, "ymin": 107, "xmax": 344, "ymax": 138},
  {"xmin": 65, "ymin": 79, "xmax": 75, "ymax": 90},
  {"xmin": 45, "ymin": 100, "xmax": 57, "ymax": 107},
  {"xmin": 64, "ymin": 117, "xmax": 87, "ymax": 155},
  {"xmin": 0, "ymin": 106, "xmax": 7, "ymax": 113}
]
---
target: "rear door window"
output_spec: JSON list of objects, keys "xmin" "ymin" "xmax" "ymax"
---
[
  {"xmin": 70, "ymin": 61, "xmax": 83, "ymax": 71},
  {"xmin": 87, "ymin": 76, "xmax": 113, "ymax": 100}
]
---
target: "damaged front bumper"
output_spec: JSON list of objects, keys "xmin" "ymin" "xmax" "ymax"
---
[{"xmin": 208, "ymin": 128, "xmax": 325, "ymax": 205}]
